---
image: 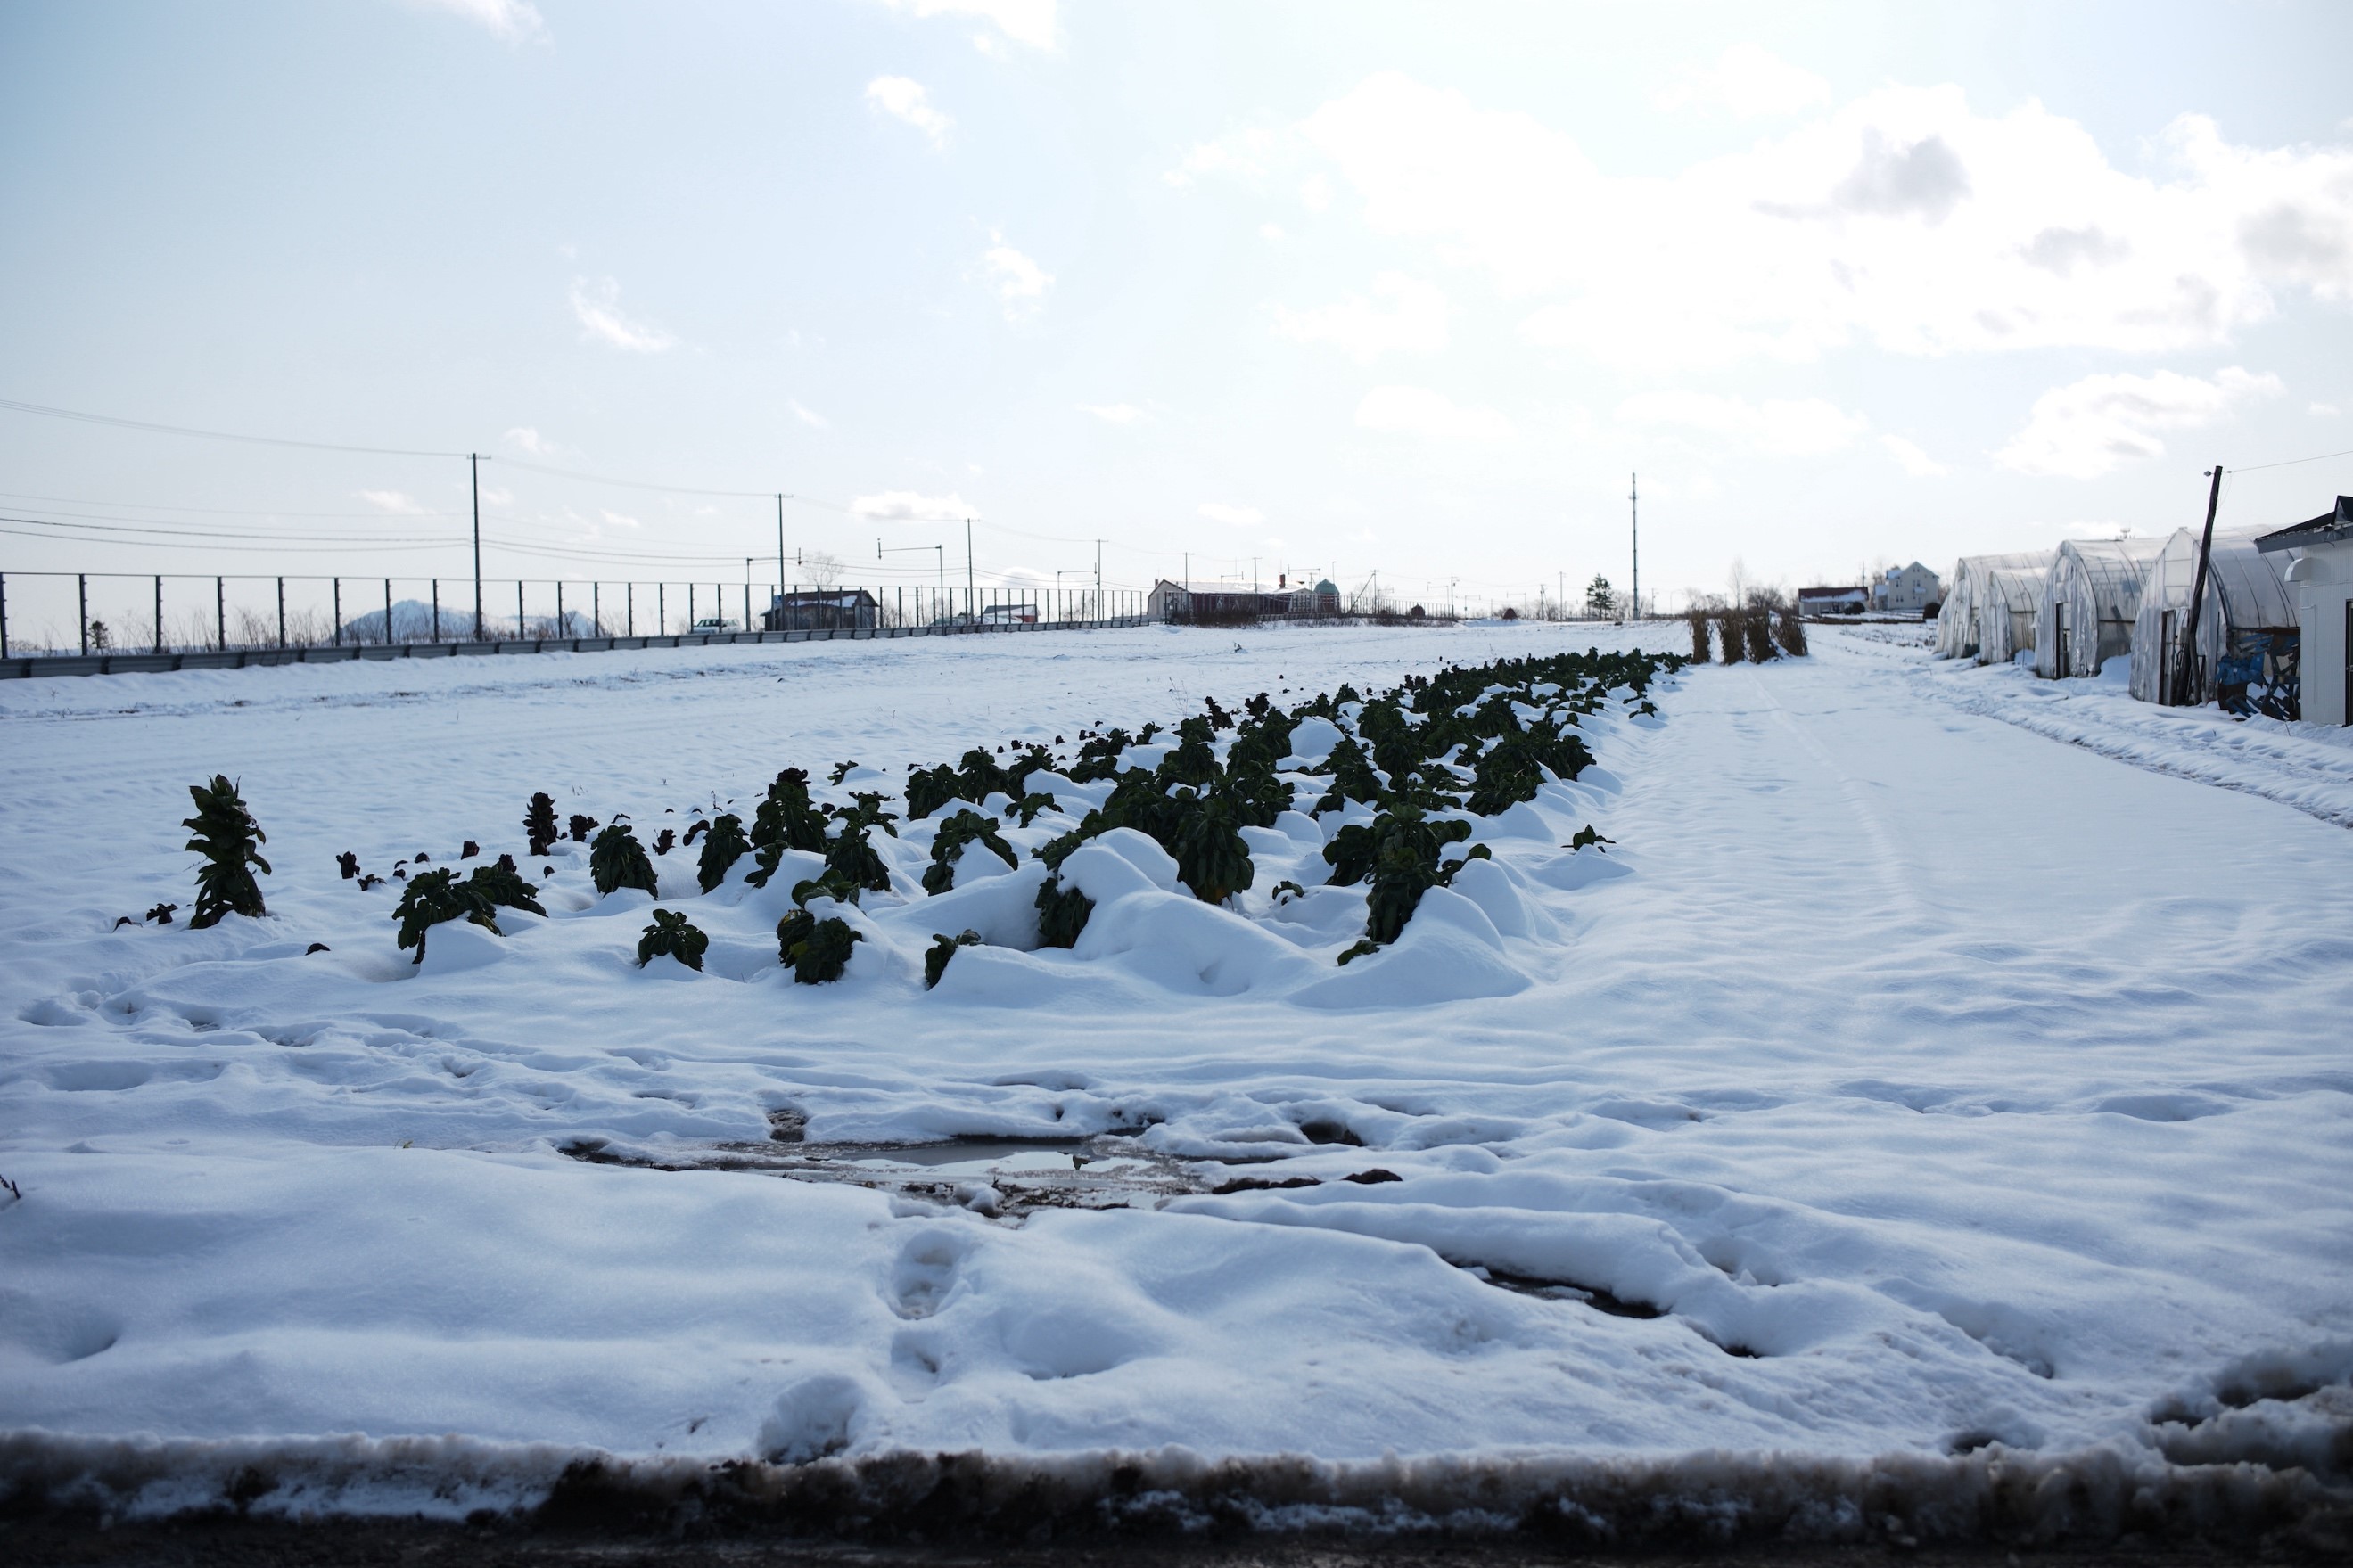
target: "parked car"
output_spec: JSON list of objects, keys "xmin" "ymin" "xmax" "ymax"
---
[{"xmin": 688, "ymin": 617, "xmax": 741, "ymax": 635}]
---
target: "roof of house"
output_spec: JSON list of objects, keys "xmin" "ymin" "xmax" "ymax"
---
[
  {"xmin": 1798, "ymin": 585, "xmax": 1867, "ymax": 599},
  {"xmin": 2254, "ymin": 495, "xmax": 2353, "ymax": 553},
  {"xmin": 773, "ymin": 587, "xmax": 879, "ymax": 604}
]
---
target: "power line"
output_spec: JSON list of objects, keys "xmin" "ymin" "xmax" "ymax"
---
[
  {"xmin": 0, "ymin": 397, "xmax": 465, "ymax": 458},
  {"xmin": 0, "ymin": 489, "xmax": 465, "ymax": 519},
  {"xmin": 490, "ymin": 453, "xmax": 777, "ymax": 499},
  {"xmin": 2229, "ymin": 445, "xmax": 2353, "ymax": 474}
]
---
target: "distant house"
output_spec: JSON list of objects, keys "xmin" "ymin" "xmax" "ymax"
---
[
  {"xmin": 764, "ymin": 588, "xmax": 878, "ymax": 631},
  {"xmin": 1797, "ymin": 586, "xmax": 1868, "ymax": 616},
  {"xmin": 1871, "ymin": 562, "xmax": 1943, "ymax": 616},
  {"xmin": 1150, "ymin": 577, "xmax": 1338, "ymax": 620}
]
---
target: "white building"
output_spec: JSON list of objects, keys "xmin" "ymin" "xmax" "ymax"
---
[
  {"xmin": 2256, "ymin": 496, "xmax": 2353, "ymax": 727},
  {"xmin": 1870, "ymin": 562, "xmax": 1942, "ymax": 616}
]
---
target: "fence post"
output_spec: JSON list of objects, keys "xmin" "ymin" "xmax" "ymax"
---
[
  {"xmin": 516, "ymin": 580, "xmax": 524, "ymax": 640},
  {"xmin": 432, "ymin": 579, "xmax": 440, "ymax": 643},
  {"xmin": 687, "ymin": 583, "xmax": 695, "ymax": 632},
  {"xmin": 658, "ymin": 583, "xmax": 665, "ymax": 636},
  {"xmin": 556, "ymin": 580, "xmax": 564, "ymax": 640},
  {"xmin": 216, "ymin": 577, "xmax": 225, "ymax": 651},
  {"xmin": 155, "ymin": 574, "xmax": 165, "ymax": 654},
  {"xmin": 276, "ymin": 577, "xmax": 286, "ymax": 649},
  {"xmin": 593, "ymin": 581, "xmax": 600, "ymax": 637},
  {"xmin": 78, "ymin": 573, "xmax": 88, "ymax": 655},
  {"xmin": 0, "ymin": 572, "xmax": 8, "ymax": 658},
  {"xmin": 333, "ymin": 578, "xmax": 342, "ymax": 645},
  {"xmin": 383, "ymin": 578, "xmax": 392, "ymax": 645},
  {"xmin": 627, "ymin": 582, "xmax": 635, "ymax": 637}
]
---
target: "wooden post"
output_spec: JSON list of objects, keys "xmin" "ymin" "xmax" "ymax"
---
[
  {"xmin": 333, "ymin": 578, "xmax": 342, "ymax": 645},
  {"xmin": 384, "ymin": 578, "xmax": 392, "ymax": 644},
  {"xmin": 276, "ymin": 577, "xmax": 285, "ymax": 649},
  {"xmin": 78, "ymin": 574, "xmax": 87, "ymax": 655},
  {"xmin": 216, "ymin": 577, "xmax": 225, "ymax": 650},
  {"xmin": 155, "ymin": 574, "xmax": 165, "ymax": 654}
]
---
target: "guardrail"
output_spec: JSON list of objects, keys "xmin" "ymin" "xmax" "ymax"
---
[{"xmin": 0, "ymin": 616, "xmax": 1155, "ymax": 682}]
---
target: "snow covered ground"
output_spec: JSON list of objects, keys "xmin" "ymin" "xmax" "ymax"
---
[{"xmin": 2, "ymin": 622, "xmax": 2348, "ymax": 1541}]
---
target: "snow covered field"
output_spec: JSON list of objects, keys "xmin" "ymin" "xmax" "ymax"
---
[{"xmin": 2, "ymin": 623, "xmax": 2348, "ymax": 1543}]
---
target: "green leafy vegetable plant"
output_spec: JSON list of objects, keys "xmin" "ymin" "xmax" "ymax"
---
[
  {"xmin": 637, "ymin": 908, "xmax": 709, "ymax": 971},
  {"xmin": 923, "ymin": 809, "xmax": 1017, "ymax": 894},
  {"xmin": 696, "ymin": 812, "xmax": 751, "ymax": 891},
  {"xmin": 1034, "ymin": 874, "xmax": 1094, "ymax": 948},
  {"xmin": 588, "ymin": 823, "xmax": 659, "ymax": 897},
  {"xmin": 183, "ymin": 775, "xmax": 270, "ymax": 928},
  {"xmin": 393, "ymin": 866, "xmax": 498, "ymax": 963},
  {"xmin": 782, "ymin": 913, "xmax": 861, "ymax": 983},
  {"xmin": 525, "ymin": 793, "xmax": 559, "ymax": 857},
  {"xmin": 924, "ymin": 929, "xmax": 983, "ymax": 989}
]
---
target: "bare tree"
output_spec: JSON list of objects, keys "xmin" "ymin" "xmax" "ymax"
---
[
  {"xmin": 801, "ymin": 551, "xmax": 843, "ymax": 590},
  {"xmin": 1725, "ymin": 557, "xmax": 1749, "ymax": 610}
]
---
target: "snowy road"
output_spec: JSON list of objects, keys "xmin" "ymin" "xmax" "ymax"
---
[{"xmin": 1, "ymin": 624, "xmax": 2348, "ymax": 1536}]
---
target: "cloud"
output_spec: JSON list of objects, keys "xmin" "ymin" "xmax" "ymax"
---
[
  {"xmin": 501, "ymin": 426, "xmax": 553, "ymax": 456},
  {"xmin": 1080, "ymin": 403, "xmax": 1144, "ymax": 423},
  {"xmin": 597, "ymin": 509, "xmax": 642, "ymax": 530},
  {"xmin": 1273, "ymin": 272, "xmax": 1451, "ymax": 361},
  {"xmin": 2313, "ymin": 401, "xmax": 2342, "ymax": 416},
  {"xmin": 870, "ymin": 0, "xmax": 1054, "ymax": 50},
  {"xmin": 1614, "ymin": 390, "xmax": 1867, "ymax": 457},
  {"xmin": 569, "ymin": 278, "xmax": 676, "ymax": 353},
  {"xmin": 1355, "ymin": 385, "xmax": 1514, "ymax": 443},
  {"xmin": 358, "ymin": 490, "xmax": 430, "ymax": 514},
  {"xmin": 1164, "ymin": 127, "xmax": 1286, "ymax": 189},
  {"xmin": 1879, "ymin": 434, "xmax": 1949, "ymax": 476},
  {"xmin": 1657, "ymin": 44, "xmax": 1829, "ymax": 118},
  {"xmin": 410, "ymin": 0, "xmax": 546, "ymax": 45},
  {"xmin": 1198, "ymin": 502, "xmax": 1263, "ymax": 528},
  {"xmin": 852, "ymin": 490, "xmax": 974, "ymax": 521},
  {"xmin": 866, "ymin": 76, "xmax": 951, "ymax": 148},
  {"xmin": 788, "ymin": 399, "xmax": 829, "ymax": 430},
  {"xmin": 1177, "ymin": 72, "xmax": 2353, "ymax": 369},
  {"xmin": 1825, "ymin": 129, "xmax": 1970, "ymax": 223},
  {"xmin": 1995, "ymin": 365, "xmax": 2283, "ymax": 479},
  {"xmin": 983, "ymin": 237, "xmax": 1052, "ymax": 320}
]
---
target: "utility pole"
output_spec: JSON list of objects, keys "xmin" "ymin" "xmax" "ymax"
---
[
  {"xmin": 2175, "ymin": 464, "xmax": 2225, "ymax": 705},
  {"xmin": 966, "ymin": 518, "xmax": 975, "ymax": 619},
  {"xmin": 775, "ymin": 494, "xmax": 788, "ymax": 632},
  {"xmin": 1095, "ymin": 538, "xmax": 1103, "ymax": 620},
  {"xmin": 1629, "ymin": 472, "xmax": 1640, "ymax": 624},
  {"xmin": 471, "ymin": 452, "xmax": 483, "ymax": 641}
]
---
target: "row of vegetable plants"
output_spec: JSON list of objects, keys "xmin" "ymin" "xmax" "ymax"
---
[{"xmin": 153, "ymin": 645, "xmax": 1681, "ymax": 984}]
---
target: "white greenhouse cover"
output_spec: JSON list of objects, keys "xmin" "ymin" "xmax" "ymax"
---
[
  {"xmin": 2034, "ymin": 538, "xmax": 2167, "ymax": 679},
  {"xmin": 1937, "ymin": 552, "xmax": 2052, "ymax": 660},
  {"xmin": 2127, "ymin": 530, "xmax": 2296, "ymax": 703},
  {"xmin": 1974, "ymin": 557, "xmax": 2055, "ymax": 666}
]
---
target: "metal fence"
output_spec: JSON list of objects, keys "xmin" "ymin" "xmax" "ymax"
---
[{"xmin": 0, "ymin": 571, "xmax": 1151, "ymax": 679}]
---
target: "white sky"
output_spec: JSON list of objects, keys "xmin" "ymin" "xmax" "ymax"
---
[{"xmin": 3, "ymin": 0, "xmax": 2351, "ymax": 617}]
